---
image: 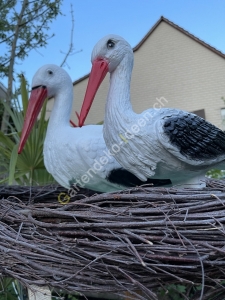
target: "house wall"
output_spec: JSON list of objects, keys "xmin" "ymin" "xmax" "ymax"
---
[
  {"xmin": 55, "ymin": 20, "xmax": 225, "ymax": 129},
  {"xmin": 132, "ymin": 22, "xmax": 225, "ymax": 128}
]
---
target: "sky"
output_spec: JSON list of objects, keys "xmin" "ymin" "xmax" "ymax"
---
[{"xmin": 1, "ymin": 0, "xmax": 225, "ymax": 88}]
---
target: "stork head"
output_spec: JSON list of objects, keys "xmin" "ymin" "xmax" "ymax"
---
[
  {"xmin": 79, "ymin": 34, "xmax": 133, "ymax": 127},
  {"xmin": 18, "ymin": 64, "xmax": 72, "ymax": 154}
]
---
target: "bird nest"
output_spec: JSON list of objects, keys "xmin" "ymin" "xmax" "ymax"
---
[{"xmin": 1, "ymin": 179, "xmax": 225, "ymax": 300}]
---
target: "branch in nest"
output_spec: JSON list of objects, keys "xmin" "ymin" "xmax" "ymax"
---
[{"xmin": 0, "ymin": 179, "xmax": 225, "ymax": 299}]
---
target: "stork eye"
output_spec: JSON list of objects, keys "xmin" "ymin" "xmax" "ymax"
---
[
  {"xmin": 47, "ymin": 69, "xmax": 53, "ymax": 75},
  {"xmin": 107, "ymin": 39, "xmax": 115, "ymax": 49}
]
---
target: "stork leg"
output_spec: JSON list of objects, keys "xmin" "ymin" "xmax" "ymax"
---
[{"xmin": 28, "ymin": 285, "xmax": 51, "ymax": 300}]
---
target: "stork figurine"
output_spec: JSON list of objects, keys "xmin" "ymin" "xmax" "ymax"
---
[
  {"xmin": 79, "ymin": 34, "xmax": 225, "ymax": 188},
  {"xmin": 18, "ymin": 64, "xmax": 171, "ymax": 193}
]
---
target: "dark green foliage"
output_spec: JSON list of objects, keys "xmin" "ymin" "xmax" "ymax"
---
[
  {"xmin": 0, "ymin": 0, "xmax": 63, "ymax": 78},
  {"xmin": 0, "ymin": 278, "xmax": 17, "ymax": 300},
  {"xmin": 0, "ymin": 75, "xmax": 55, "ymax": 185},
  {"xmin": 206, "ymin": 169, "xmax": 225, "ymax": 179}
]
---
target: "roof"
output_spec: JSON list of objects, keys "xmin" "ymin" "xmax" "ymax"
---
[
  {"xmin": 73, "ymin": 16, "xmax": 225, "ymax": 85},
  {"xmin": 133, "ymin": 16, "xmax": 225, "ymax": 58}
]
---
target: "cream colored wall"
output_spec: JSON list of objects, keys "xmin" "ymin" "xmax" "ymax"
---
[
  {"xmin": 72, "ymin": 75, "xmax": 109, "ymax": 124},
  {"xmin": 132, "ymin": 22, "xmax": 225, "ymax": 129},
  {"xmin": 70, "ymin": 21, "xmax": 225, "ymax": 128},
  {"xmin": 46, "ymin": 98, "xmax": 54, "ymax": 120}
]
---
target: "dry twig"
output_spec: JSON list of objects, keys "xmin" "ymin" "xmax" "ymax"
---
[{"xmin": 0, "ymin": 179, "xmax": 225, "ymax": 299}]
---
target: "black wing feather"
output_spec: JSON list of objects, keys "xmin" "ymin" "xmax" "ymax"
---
[
  {"xmin": 107, "ymin": 168, "xmax": 171, "ymax": 187},
  {"xmin": 163, "ymin": 113, "xmax": 225, "ymax": 160}
]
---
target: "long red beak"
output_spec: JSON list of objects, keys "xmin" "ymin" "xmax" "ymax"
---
[
  {"xmin": 18, "ymin": 86, "xmax": 47, "ymax": 154},
  {"xmin": 79, "ymin": 58, "xmax": 109, "ymax": 127}
]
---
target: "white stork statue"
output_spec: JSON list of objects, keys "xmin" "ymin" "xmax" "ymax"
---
[
  {"xmin": 18, "ymin": 64, "xmax": 171, "ymax": 300},
  {"xmin": 79, "ymin": 34, "xmax": 225, "ymax": 188},
  {"xmin": 17, "ymin": 64, "xmax": 172, "ymax": 300},
  {"xmin": 18, "ymin": 64, "xmax": 171, "ymax": 191}
]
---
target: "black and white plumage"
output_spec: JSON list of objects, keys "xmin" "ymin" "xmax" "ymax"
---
[
  {"xmin": 18, "ymin": 64, "xmax": 171, "ymax": 192},
  {"xmin": 79, "ymin": 34, "xmax": 225, "ymax": 187},
  {"xmin": 163, "ymin": 112, "xmax": 225, "ymax": 160}
]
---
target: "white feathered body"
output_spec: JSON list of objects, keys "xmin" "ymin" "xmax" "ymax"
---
[
  {"xmin": 94, "ymin": 37, "xmax": 225, "ymax": 185},
  {"xmin": 44, "ymin": 123, "xmax": 124, "ymax": 192},
  {"xmin": 30, "ymin": 64, "xmax": 131, "ymax": 192}
]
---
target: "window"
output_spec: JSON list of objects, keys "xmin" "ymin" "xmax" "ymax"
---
[{"xmin": 191, "ymin": 109, "xmax": 205, "ymax": 119}]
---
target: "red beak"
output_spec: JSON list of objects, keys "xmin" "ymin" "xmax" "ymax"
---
[
  {"xmin": 18, "ymin": 86, "xmax": 47, "ymax": 154},
  {"xmin": 79, "ymin": 58, "xmax": 109, "ymax": 127}
]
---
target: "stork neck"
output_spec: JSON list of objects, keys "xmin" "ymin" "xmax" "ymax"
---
[
  {"xmin": 48, "ymin": 84, "xmax": 73, "ymax": 129},
  {"xmin": 105, "ymin": 54, "xmax": 134, "ymax": 122}
]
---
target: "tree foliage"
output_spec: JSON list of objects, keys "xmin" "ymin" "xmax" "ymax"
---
[
  {"xmin": 0, "ymin": 0, "xmax": 63, "ymax": 132},
  {"xmin": 0, "ymin": 0, "xmax": 62, "ymax": 77}
]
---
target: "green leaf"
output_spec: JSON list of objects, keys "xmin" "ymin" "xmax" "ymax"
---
[
  {"xmin": 0, "ymin": 75, "xmax": 55, "ymax": 187},
  {"xmin": 0, "ymin": 131, "xmax": 15, "ymax": 149},
  {"xmin": 176, "ymin": 284, "xmax": 186, "ymax": 293},
  {"xmin": 0, "ymin": 277, "xmax": 18, "ymax": 300},
  {"xmin": 8, "ymin": 144, "xmax": 18, "ymax": 185},
  {"xmin": 20, "ymin": 74, "xmax": 28, "ymax": 115},
  {"xmin": 196, "ymin": 285, "xmax": 202, "ymax": 291}
]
